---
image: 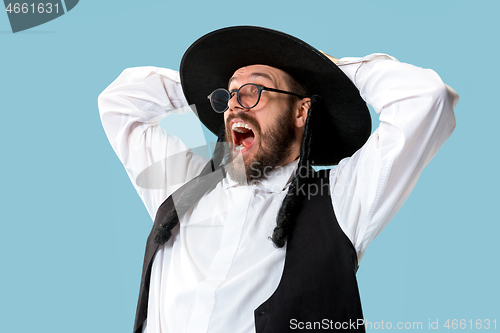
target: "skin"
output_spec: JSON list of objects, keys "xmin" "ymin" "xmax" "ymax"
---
[
  {"xmin": 224, "ymin": 64, "xmax": 311, "ymax": 169},
  {"xmin": 319, "ymin": 51, "xmax": 339, "ymax": 64}
]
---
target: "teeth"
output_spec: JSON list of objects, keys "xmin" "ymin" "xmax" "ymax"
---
[
  {"xmin": 235, "ymin": 144, "xmax": 244, "ymax": 151},
  {"xmin": 232, "ymin": 122, "xmax": 252, "ymax": 133}
]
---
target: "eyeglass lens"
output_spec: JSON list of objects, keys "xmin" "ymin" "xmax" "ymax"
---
[
  {"xmin": 211, "ymin": 89, "xmax": 230, "ymax": 113},
  {"xmin": 237, "ymin": 84, "xmax": 260, "ymax": 108}
]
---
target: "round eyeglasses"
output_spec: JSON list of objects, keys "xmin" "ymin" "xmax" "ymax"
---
[{"xmin": 207, "ymin": 83, "xmax": 305, "ymax": 113}]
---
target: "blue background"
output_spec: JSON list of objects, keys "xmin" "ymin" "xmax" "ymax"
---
[{"xmin": 1, "ymin": 0, "xmax": 498, "ymax": 331}]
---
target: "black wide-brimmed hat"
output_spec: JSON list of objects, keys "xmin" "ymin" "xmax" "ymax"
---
[{"xmin": 180, "ymin": 26, "xmax": 371, "ymax": 166}]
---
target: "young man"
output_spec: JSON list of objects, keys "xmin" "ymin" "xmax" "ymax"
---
[{"xmin": 99, "ymin": 26, "xmax": 458, "ymax": 333}]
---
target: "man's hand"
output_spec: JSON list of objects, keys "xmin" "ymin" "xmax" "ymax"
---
[{"xmin": 319, "ymin": 50, "xmax": 339, "ymax": 64}]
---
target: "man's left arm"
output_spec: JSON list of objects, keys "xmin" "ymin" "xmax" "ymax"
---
[{"xmin": 329, "ymin": 54, "xmax": 459, "ymax": 262}]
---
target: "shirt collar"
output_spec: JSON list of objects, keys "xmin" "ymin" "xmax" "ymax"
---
[{"xmin": 222, "ymin": 159, "xmax": 299, "ymax": 194}]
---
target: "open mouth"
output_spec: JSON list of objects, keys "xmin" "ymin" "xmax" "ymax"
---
[{"xmin": 231, "ymin": 121, "xmax": 256, "ymax": 153}]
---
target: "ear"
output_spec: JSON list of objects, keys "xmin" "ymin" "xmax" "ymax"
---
[{"xmin": 293, "ymin": 98, "xmax": 311, "ymax": 129}]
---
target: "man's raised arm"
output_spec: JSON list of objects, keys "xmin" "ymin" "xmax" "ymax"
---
[
  {"xmin": 330, "ymin": 54, "xmax": 458, "ymax": 262},
  {"xmin": 98, "ymin": 67, "xmax": 208, "ymax": 221}
]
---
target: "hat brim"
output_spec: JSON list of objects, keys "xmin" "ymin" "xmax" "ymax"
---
[{"xmin": 180, "ymin": 26, "xmax": 371, "ymax": 166}]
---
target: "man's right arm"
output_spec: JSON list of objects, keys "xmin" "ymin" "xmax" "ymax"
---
[{"xmin": 98, "ymin": 67, "xmax": 209, "ymax": 221}]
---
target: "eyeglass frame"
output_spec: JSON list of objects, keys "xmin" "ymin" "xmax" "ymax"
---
[{"xmin": 207, "ymin": 83, "xmax": 306, "ymax": 113}]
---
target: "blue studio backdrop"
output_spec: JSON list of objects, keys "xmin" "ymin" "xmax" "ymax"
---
[{"xmin": 1, "ymin": 1, "xmax": 498, "ymax": 332}]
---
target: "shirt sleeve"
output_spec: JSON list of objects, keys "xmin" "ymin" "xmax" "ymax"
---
[
  {"xmin": 98, "ymin": 67, "xmax": 209, "ymax": 221},
  {"xmin": 330, "ymin": 53, "xmax": 459, "ymax": 262}
]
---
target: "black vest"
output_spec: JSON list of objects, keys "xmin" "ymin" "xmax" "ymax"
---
[{"xmin": 133, "ymin": 169, "xmax": 365, "ymax": 333}]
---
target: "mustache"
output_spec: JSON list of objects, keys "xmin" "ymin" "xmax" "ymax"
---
[{"xmin": 225, "ymin": 112, "xmax": 262, "ymax": 134}]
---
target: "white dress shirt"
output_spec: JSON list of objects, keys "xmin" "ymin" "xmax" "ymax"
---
[{"xmin": 98, "ymin": 54, "xmax": 458, "ymax": 333}]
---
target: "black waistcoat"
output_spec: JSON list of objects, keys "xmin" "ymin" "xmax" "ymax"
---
[{"xmin": 133, "ymin": 169, "xmax": 365, "ymax": 333}]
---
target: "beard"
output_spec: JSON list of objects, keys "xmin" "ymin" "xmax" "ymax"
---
[{"xmin": 223, "ymin": 106, "xmax": 297, "ymax": 183}]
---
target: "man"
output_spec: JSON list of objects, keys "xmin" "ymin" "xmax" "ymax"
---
[{"xmin": 99, "ymin": 26, "xmax": 458, "ymax": 332}]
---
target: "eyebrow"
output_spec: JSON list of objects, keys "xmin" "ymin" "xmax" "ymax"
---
[{"xmin": 228, "ymin": 72, "xmax": 276, "ymax": 89}]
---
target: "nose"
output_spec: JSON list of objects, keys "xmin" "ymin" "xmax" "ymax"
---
[{"xmin": 227, "ymin": 93, "xmax": 243, "ymax": 113}]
